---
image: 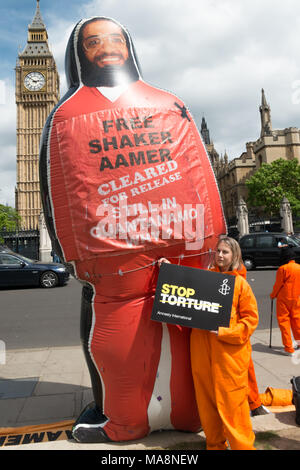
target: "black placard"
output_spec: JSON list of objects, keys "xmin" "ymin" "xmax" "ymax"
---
[{"xmin": 151, "ymin": 263, "xmax": 235, "ymax": 330}]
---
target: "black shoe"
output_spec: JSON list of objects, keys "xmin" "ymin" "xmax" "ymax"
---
[
  {"xmin": 72, "ymin": 402, "xmax": 110, "ymax": 443},
  {"xmin": 72, "ymin": 423, "xmax": 110, "ymax": 443},
  {"xmin": 250, "ymin": 405, "xmax": 270, "ymax": 417}
]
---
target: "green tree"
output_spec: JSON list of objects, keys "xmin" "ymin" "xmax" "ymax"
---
[
  {"xmin": 246, "ymin": 158, "xmax": 300, "ymax": 216},
  {"xmin": 0, "ymin": 204, "xmax": 21, "ymax": 232}
]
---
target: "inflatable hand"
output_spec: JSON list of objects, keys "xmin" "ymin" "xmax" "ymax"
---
[{"xmin": 39, "ymin": 16, "xmax": 226, "ymax": 443}]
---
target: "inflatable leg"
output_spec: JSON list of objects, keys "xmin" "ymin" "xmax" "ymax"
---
[{"xmin": 73, "ymin": 289, "xmax": 200, "ymax": 442}]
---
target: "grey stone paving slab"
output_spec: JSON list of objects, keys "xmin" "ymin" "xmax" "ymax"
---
[
  {"xmin": 0, "ymin": 377, "xmax": 39, "ymax": 399},
  {"xmin": 17, "ymin": 394, "xmax": 75, "ymax": 424}
]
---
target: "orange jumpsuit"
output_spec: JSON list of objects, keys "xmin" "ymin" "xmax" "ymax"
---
[
  {"xmin": 270, "ymin": 260, "xmax": 300, "ymax": 353},
  {"xmin": 247, "ymin": 360, "xmax": 261, "ymax": 411},
  {"xmin": 190, "ymin": 268, "xmax": 259, "ymax": 450},
  {"xmin": 237, "ymin": 265, "xmax": 261, "ymax": 411}
]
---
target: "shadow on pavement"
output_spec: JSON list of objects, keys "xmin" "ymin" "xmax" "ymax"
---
[{"xmin": 251, "ymin": 342, "xmax": 288, "ymax": 357}]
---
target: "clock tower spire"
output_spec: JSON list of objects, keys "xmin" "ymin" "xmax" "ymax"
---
[{"xmin": 15, "ymin": 1, "xmax": 59, "ymax": 230}]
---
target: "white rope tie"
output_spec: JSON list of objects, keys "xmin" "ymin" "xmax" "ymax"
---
[{"xmin": 84, "ymin": 249, "xmax": 215, "ymax": 279}]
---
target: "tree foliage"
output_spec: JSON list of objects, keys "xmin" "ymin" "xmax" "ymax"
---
[
  {"xmin": 0, "ymin": 204, "xmax": 21, "ymax": 232},
  {"xmin": 246, "ymin": 158, "xmax": 300, "ymax": 216}
]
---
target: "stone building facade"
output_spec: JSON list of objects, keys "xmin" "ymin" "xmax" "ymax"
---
[{"xmin": 204, "ymin": 89, "xmax": 300, "ymax": 222}]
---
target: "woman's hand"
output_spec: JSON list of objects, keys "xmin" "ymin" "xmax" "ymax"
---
[
  {"xmin": 210, "ymin": 330, "xmax": 219, "ymax": 336},
  {"xmin": 158, "ymin": 257, "xmax": 171, "ymax": 268}
]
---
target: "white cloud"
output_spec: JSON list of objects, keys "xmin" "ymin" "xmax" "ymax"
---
[{"xmin": 47, "ymin": 18, "xmax": 75, "ymax": 96}]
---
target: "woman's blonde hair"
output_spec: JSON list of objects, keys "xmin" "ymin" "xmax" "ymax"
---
[{"xmin": 216, "ymin": 236, "xmax": 243, "ymax": 271}]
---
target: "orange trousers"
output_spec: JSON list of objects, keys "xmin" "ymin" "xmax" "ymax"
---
[
  {"xmin": 248, "ymin": 357, "xmax": 261, "ymax": 410},
  {"xmin": 277, "ymin": 298, "xmax": 300, "ymax": 353},
  {"xmin": 191, "ymin": 329, "xmax": 256, "ymax": 450}
]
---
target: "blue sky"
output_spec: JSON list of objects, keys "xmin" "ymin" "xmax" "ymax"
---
[
  {"xmin": 1, "ymin": 0, "xmax": 300, "ymax": 206},
  {"xmin": 0, "ymin": 0, "xmax": 87, "ymax": 86}
]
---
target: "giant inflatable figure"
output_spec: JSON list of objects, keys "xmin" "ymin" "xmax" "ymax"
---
[{"xmin": 39, "ymin": 16, "xmax": 226, "ymax": 443}]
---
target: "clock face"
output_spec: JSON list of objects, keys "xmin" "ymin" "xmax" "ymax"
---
[{"xmin": 24, "ymin": 72, "xmax": 46, "ymax": 91}]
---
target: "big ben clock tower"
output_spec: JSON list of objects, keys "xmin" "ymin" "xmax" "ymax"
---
[{"xmin": 15, "ymin": 0, "xmax": 59, "ymax": 230}]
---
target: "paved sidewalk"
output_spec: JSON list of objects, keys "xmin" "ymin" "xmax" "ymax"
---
[{"xmin": 0, "ymin": 327, "xmax": 299, "ymax": 450}]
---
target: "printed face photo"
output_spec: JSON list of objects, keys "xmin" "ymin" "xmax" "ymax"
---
[{"xmin": 82, "ymin": 19, "xmax": 129, "ymax": 69}]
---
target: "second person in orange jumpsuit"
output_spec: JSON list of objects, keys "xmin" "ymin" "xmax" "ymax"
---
[
  {"xmin": 237, "ymin": 263, "xmax": 269, "ymax": 416},
  {"xmin": 190, "ymin": 237, "xmax": 259, "ymax": 450},
  {"xmin": 270, "ymin": 247, "xmax": 300, "ymax": 355}
]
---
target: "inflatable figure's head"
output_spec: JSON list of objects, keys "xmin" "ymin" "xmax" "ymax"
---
[{"xmin": 65, "ymin": 16, "xmax": 142, "ymax": 88}]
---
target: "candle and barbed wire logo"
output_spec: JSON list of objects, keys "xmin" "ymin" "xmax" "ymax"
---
[
  {"xmin": 0, "ymin": 340, "xmax": 6, "ymax": 365},
  {"xmin": 218, "ymin": 279, "xmax": 231, "ymax": 296}
]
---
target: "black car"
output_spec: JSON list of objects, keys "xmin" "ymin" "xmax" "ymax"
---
[
  {"xmin": 239, "ymin": 232, "xmax": 300, "ymax": 270},
  {"xmin": 0, "ymin": 251, "xmax": 70, "ymax": 288}
]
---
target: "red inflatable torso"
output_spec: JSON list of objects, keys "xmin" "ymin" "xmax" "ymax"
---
[{"xmin": 49, "ymin": 81, "xmax": 225, "ymax": 284}]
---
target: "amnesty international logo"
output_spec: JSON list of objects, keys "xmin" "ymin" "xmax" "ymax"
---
[{"xmin": 218, "ymin": 279, "xmax": 231, "ymax": 296}]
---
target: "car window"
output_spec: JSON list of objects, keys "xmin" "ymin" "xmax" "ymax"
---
[
  {"xmin": 256, "ymin": 236, "xmax": 274, "ymax": 248},
  {"xmin": 275, "ymin": 237, "xmax": 287, "ymax": 247},
  {"xmin": 287, "ymin": 236, "xmax": 300, "ymax": 247},
  {"xmin": 240, "ymin": 236, "xmax": 254, "ymax": 248},
  {"xmin": 276, "ymin": 236, "xmax": 287, "ymax": 242},
  {"xmin": 0, "ymin": 254, "xmax": 24, "ymax": 265}
]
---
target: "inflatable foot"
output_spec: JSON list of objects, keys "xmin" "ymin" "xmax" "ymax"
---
[
  {"xmin": 72, "ymin": 423, "xmax": 109, "ymax": 443},
  {"xmin": 72, "ymin": 402, "xmax": 110, "ymax": 443}
]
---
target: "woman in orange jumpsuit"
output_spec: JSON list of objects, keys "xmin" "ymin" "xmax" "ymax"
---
[
  {"xmin": 190, "ymin": 237, "xmax": 259, "ymax": 450},
  {"xmin": 270, "ymin": 247, "xmax": 300, "ymax": 355},
  {"xmin": 237, "ymin": 264, "xmax": 269, "ymax": 416}
]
